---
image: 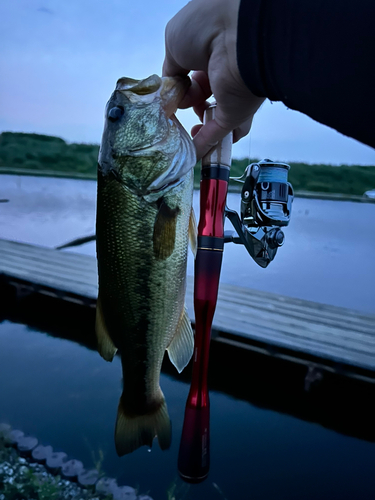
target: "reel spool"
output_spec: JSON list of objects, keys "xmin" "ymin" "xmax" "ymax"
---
[
  {"xmin": 225, "ymin": 159, "xmax": 294, "ymax": 268},
  {"xmin": 239, "ymin": 159, "xmax": 293, "ymax": 227}
]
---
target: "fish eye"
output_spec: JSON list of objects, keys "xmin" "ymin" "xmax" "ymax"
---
[{"xmin": 108, "ymin": 106, "xmax": 124, "ymax": 122}]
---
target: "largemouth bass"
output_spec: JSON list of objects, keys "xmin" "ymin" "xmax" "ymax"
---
[{"xmin": 96, "ymin": 75, "xmax": 197, "ymax": 456}]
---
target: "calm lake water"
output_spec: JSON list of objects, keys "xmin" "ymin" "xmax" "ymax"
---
[
  {"xmin": 0, "ymin": 174, "xmax": 375, "ymax": 499},
  {"xmin": 1, "ymin": 319, "xmax": 374, "ymax": 500},
  {"xmin": 0, "ymin": 174, "xmax": 374, "ymax": 313}
]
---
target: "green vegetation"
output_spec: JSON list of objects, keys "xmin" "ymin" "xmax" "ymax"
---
[
  {"xmin": 0, "ymin": 433, "xmax": 113, "ymax": 500},
  {"xmin": 1, "ymin": 132, "xmax": 374, "ymax": 196},
  {"xmin": 0, "ymin": 466, "xmax": 61, "ymax": 500},
  {"xmin": 0, "ymin": 132, "xmax": 98, "ymax": 179},
  {"xmin": 227, "ymin": 158, "xmax": 375, "ymax": 196}
]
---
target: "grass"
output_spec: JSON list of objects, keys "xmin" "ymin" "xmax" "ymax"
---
[
  {"xmin": 0, "ymin": 439, "xmax": 114, "ymax": 500},
  {"xmin": 1, "ymin": 132, "xmax": 374, "ymax": 196}
]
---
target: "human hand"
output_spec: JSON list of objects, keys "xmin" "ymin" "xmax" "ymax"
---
[{"xmin": 163, "ymin": 0, "xmax": 265, "ymax": 160}]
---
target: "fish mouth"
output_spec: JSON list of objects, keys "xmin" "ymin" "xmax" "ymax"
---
[{"xmin": 116, "ymin": 74, "xmax": 190, "ymax": 118}]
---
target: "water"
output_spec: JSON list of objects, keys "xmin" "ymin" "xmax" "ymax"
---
[
  {"xmin": 0, "ymin": 174, "xmax": 374, "ymax": 313},
  {"xmin": 0, "ymin": 319, "xmax": 374, "ymax": 500},
  {"xmin": 0, "ymin": 174, "xmax": 375, "ymax": 498}
]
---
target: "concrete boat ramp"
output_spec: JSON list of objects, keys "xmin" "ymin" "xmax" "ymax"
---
[{"xmin": 0, "ymin": 237, "xmax": 374, "ymax": 384}]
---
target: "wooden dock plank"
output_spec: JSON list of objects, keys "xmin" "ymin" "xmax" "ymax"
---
[
  {"xmin": 215, "ymin": 302, "xmax": 375, "ymax": 351},
  {"xmin": 212, "ymin": 311, "xmax": 375, "ymax": 369},
  {"xmin": 218, "ymin": 285, "xmax": 375, "ymax": 329},
  {"xmin": 218, "ymin": 302, "xmax": 375, "ymax": 348},
  {"xmin": 224, "ymin": 285, "xmax": 375, "ymax": 326},
  {"xmin": 1, "ymin": 238, "xmax": 374, "ymax": 375},
  {"xmin": 188, "ymin": 284, "xmax": 375, "ymax": 337},
  {"xmin": 1, "ymin": 250, "xmax": 96, "ymax": 281},
  {"xmin": 2, "ymin": 253, "xmax": 97, "ymax": 289},
  {"xmin": 184, "ymin": 284, "xmax": 375, "ymax": 370},
  {"xmin": 0, "ymin": 240, "xmax": 98, "ymax": 296},
  {"xmin": 0, "ymin": 242, "xmax": 96, "ymax": 279}
]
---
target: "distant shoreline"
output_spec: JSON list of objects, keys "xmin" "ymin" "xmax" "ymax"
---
[
  {"xmin": 1, "ymin": 132, "xmax": 374, "ymax": 199},
  {"xmin": 1, "ymin": 166, "xmax": 374, "ymax": 204},
  {"xmin": 0, "ymin": 166, "xmax": 96, "ymax": 181}
]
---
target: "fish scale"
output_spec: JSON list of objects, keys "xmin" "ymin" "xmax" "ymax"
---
[{"xmin": 95, "ymin": 75, "xmax": 196, "ymax": 456}]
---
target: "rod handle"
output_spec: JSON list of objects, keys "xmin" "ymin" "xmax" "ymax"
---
[{"xmin": 178, "ymin": 404, "xmax": 210, "ymax": 483}]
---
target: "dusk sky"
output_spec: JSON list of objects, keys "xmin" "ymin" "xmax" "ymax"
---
[{"xmin": 1, "ymin": 0, "xmax": 374, "ymax": 165}]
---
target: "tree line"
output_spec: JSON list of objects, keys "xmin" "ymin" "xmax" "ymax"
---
[{"xmin": 1, "ymin": 132, "xmax": 374, "ymax": 195}]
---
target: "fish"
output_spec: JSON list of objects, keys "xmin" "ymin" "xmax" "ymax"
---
[{"xmin": 95, "ymin": 74, "xmax": 197, "ymax": 456}]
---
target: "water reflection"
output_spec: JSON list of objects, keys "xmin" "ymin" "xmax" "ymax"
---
[{"xmin": 1, "ymin": 296, "xmax": 375, "ymax": 500}]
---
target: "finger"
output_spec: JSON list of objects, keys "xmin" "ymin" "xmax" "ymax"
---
[
  {"xmin": 193, "ymin": 101, "xmax": 211, "ymax": 122},
  {"xmin": 178, "ymin": 71, "xmax": 212, "ymax": 109},
  {"xmin": 192, "ymin": 119, "xmax": 232, "ymax": 161},
  {"xmin": 191, "ymin": 71, "xmax": 212, "ymax": 96},
  {"xmin": 213, "ymin": 102, "xmax": 254, "ymax": 142},
  {"xmin": 191, "ymin": 124, "xmax": 203, "ymax": 138},
  {"xmin": 162, "ymin": 21, "xmax": 190, "ymax": 77}
]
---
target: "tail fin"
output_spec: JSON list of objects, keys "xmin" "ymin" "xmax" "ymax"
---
[{"xmin": 115, "ymin": 394, "xmax": 171, "ymax": 456}]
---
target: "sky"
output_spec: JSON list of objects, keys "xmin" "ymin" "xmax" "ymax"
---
[{"xmin": 1, "ymin": 0, "xmax": 374, "ymax": 165}]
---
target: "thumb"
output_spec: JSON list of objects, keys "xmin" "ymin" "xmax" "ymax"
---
[{"xmin": 192, "ymin": 119, "xmax": 232, "ymax": 160}]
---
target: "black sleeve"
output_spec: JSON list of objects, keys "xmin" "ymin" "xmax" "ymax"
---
[{"xmin": 237, "ymin": 0, "xmax": 375, "ymax": 149}]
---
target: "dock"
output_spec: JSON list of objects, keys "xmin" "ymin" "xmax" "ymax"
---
[{"xmin": 1, "ymin": 238, "xmax": 374, "ymax": 383}]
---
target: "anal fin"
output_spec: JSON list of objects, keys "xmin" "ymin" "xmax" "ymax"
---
[
  {"xmin": 167, "ymin": 307, "xmax": 194, "ymax": 373},
  {"xmin": 95, "ymin": 295, "xmax": 117, "ymax": 362}
]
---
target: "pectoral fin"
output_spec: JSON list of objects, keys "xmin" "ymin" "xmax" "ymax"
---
[
  {"xmin": 189, "ymin": 208, "xmax": 197, "ymax": 257},
  {"xmin": 167, "ymin": 308, "xmax": 194, "ymax": 373},
  {"xmin": 95, "ymin": 296, "xmax": 117, "ymax": 362},
  {"xmin": 153, "ymin": 199, "xmax": 179, "ymax": 260}
]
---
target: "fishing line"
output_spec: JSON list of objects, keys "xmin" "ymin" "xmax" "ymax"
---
[{"xmin": 248, "ymin": 128, "xmax": 252, "ymax": 161}]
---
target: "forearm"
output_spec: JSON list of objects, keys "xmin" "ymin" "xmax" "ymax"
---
[{"xmin": 237, "ymin": 0, "xmax": 375, "ymax": 148}]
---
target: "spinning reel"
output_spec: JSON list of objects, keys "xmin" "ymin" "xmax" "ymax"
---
[
  {"xmin": 178, "ymin": 105, "xmax": 295, "ymax": 484},
  {"xmin": 224, "ymin": 159, "xmax": 294, "ymax": 268}
]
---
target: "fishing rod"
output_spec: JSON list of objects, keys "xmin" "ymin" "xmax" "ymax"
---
[
  {"xmin": 178, "ymin": 103, "xmax": 231, "ymax": 483},
  {"xmin": 178, "ymin": 104, "xmax": 294, "ymax": 482}
]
